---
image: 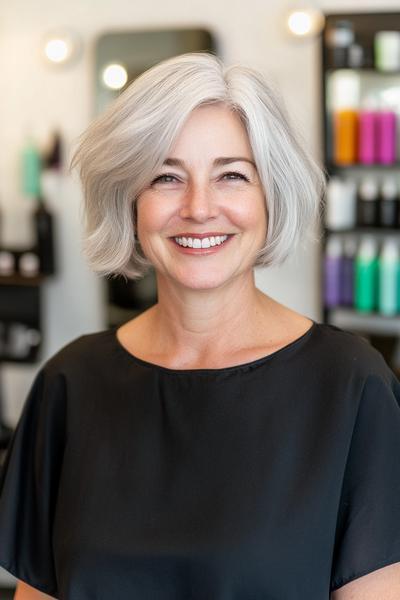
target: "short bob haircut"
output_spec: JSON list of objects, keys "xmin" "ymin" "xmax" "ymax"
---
[{"xmin": 71, "ymin": 51, "xmax": 326, "ymax": 280}]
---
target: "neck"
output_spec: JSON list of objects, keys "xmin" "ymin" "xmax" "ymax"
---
[{"xmin": 150, "ymin": 270, "xmax": 274, "ymax": 361}]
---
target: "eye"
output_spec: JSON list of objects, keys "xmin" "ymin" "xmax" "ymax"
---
[
  {"xmin": 221, "ymin": 171, "xmax": 250, "ymax": 182},
  {"xmin": 151, "ymin": 174, "xmax": 180, "ymax": 185}
]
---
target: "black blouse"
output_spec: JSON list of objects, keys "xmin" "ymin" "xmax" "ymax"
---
[{"xmin": 0, "ymin": 321, "xmax": 400, "ymax": 599}]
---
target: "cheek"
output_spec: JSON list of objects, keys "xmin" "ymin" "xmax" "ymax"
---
[
  {"xmin": 229, "ymin": 194, "xmax": 267, "ymax": 229},
  {"xmin": 137, "ymin": 197, "xmax": 166, "ymax": 237}
]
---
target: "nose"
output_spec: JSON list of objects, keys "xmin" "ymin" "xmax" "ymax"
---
[{"xmin": 179, "ymin": 182, "xmax": 219, "ymax": 222}]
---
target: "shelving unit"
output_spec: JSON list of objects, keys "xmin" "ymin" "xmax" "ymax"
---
[{"xmin": 321, "ymin": 12, "xmax": 400, "ymax": 373}]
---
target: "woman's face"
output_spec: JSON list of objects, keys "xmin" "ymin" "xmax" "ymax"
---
[{"xmin": 136, "ymin": 103, "xmax": 268, "ymax": 290}]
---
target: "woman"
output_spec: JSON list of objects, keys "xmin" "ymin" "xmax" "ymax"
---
[{"xmin": 1, "ymin": 52, "xmax": 400, "ymax": 600}]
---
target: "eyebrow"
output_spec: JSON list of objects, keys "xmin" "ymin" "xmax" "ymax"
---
[{"xmin": 162, "ymin": 157, "xmax": 256, "ymax": 169}]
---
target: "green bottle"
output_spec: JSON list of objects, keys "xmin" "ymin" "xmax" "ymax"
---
[
  {"xmin": 355, "ymin": 236, "xmax": 378, "ymax": 312},
  {"xmin": 22, "ymin": 136, "xmax": 41, "ymax": 197}
]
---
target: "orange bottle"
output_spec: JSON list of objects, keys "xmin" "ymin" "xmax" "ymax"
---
[{"xmin": 333, "ymin": 109, "xmax": 359, "ymax": 165}]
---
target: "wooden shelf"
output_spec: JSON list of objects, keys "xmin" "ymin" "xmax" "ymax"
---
[{"xmin": 0, "ymin": 274, "xmax": 45, "ymax": 286}]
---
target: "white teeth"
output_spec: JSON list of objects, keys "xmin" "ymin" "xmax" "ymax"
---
[{"xmin": 174, "ymin": 235, "xmax": 229, "ymax": 248}]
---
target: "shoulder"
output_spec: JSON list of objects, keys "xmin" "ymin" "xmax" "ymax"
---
[
  {"xmin": 42, "ymin": 328, "xmax": 117, "ymax": 380},
  {"xmin": 311, "ymin": 322, "xmax": 394, "ymax": 384}
]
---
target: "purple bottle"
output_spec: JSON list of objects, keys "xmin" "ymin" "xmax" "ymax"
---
[
  {"xmin": 377, "ymin": 106, "xmax": 397, "ymax": 164},
  {"xmin": 341, "ymin": 237, "xmax": 357, "ymax": 305},
  {"xmin": 358, "ymin": 96, "xmax": 378, "ymax": 164},
  {"xmin": 324, "ymin": 235, "xmax": 343, "ymax": 308}
]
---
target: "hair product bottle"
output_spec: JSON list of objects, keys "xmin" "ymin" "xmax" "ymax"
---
[
  {"xmin": 325, "ymin": 177, "xmax": 356, "ymax": 230},
  {"xmin": 21, "ymin": 136, "xmax": 41, "ymax": 197},
  {"xmin": 324, "ymin": 235, "xmax": 343, "ymax": 308},
  {"xmin": 355, "ymin": 236, "xmax": 379, "ymax": 312},
  {"xmin": 376, "ymin": 102, "xmax": 397, "ymax": 164},
  {"xmin": 357, "ymin": 176, "xmax": 379, "ymax": 227},
  {"xmin": 374, "ymin": 31, "xmax": 400, "ymax": 72},
  {"xmin": 44, "ymin": 130, "xmax": 62, "ymax": 171},
  {"xmin": 378, "ymin": 238, "xmax": 399, "ymax": 316},
  {"xmin": 358, "ymin": 96, "xmax": 378, "ymax": 164},
  {"xmin": 333, "ymin": 109, "xmax": 359, "ymax": 165},
  {"xmin": 326, "ymin": 20, "xmax": 355, "ymax": 68},
  {"xmin": 341, "ymin": 236, "xmax": 357, "ymax": 306},
  {"xmin": 379, "ymin": 177, "xmax": 398, "ymax": 228},
  {"xmin": 33, "ymin": 197, "xmax": 55, "ymax": 275}
]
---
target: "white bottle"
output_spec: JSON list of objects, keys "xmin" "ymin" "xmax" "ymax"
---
[{"xmin": 325, "ymin": 177, "xmax": 356, "ymax": 230}]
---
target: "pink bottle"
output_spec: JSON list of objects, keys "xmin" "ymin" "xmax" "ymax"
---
[
  {"xmin": 377, "ymin": 102, "xmax": 397, "ymax": 164},
  {"xmin": 358, "ymin": 96, "xmax": 378, "ymax": 164}
]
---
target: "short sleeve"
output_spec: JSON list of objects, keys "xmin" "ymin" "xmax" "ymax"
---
[
  {"xmin": 0, "ymin": 367, "xmax": 66, "ymax": 597},
  {"xmin": 330, "ymin": 367, "xmax": 400, "ymax": 592}
]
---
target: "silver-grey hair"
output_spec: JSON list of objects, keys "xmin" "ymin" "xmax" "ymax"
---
[{"xmin": 71, "ymin": 51, "xmax": 326, "ymax": 280}]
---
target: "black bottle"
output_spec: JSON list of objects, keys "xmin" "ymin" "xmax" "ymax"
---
[
  {"xmin": 379, "ymin": 177, "xmax": 398, "ymax": 228},
  {"xmin": 325, "ymin": 20, "xmax": 354, "ymax": 68},
  {"xmin": 357, "ymin": 177, "xmax": 379, "ymax": 227},
  {"xmin": 33, "ymin": 197, "xmax": 55, "ymax": 274},
  {"xmin": 44, "ymin": 130, "xmax": 62, "ymax": 171}
]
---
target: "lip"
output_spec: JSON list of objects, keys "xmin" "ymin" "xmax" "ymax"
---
[{"xmin": 170, "ymin": 232, "xmax": 232, "ymax": 239}]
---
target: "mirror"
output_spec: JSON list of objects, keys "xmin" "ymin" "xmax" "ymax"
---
[{"xmin": 94, "ymin": 28, "xmax": 217, "ymax": 326}]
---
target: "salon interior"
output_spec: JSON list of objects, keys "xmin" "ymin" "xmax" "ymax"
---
[{"xmin": 1, "ymin": 0, "xmax": 400, "ymax": 592}]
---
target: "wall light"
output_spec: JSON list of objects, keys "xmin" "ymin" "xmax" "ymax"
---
[
  {"xmin": 42, "ymin": 29, "xmax": 82, "ymax": 67},
  {"xmin": 285, "ymin": 3, "xmax": 325, "ymax": 38},
  {"xmin": 102, "ymin": 63, "xmax": 128, "ymax": 90}
]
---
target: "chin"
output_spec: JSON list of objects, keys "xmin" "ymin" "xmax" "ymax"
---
[{"xmin": 172, "ymin": 268, "xmax": 233, "ymax": 291}]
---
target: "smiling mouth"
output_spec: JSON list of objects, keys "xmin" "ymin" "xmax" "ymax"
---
[
  {"xmin": 170, "ymin": 234, "xmax": 234, "ymax": 254},
  {"xmin": 172, "ymin": 234, "xmax": 232, "ymax": 248}
]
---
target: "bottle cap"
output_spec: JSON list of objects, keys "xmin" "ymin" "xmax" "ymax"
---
[
  {"xmin": 326, "ymin": 235, "xmax": 343, "ymax": 257},
  {"xmin": 380, "ymin": 238, "xmax": 399, "ymax": 260},
  {"xmin": 358, "ymin": 236, "xmax": 378, "ymax": 258},
  {"xmin": 0, "ymin": 251, "xmax": 15, "ymax": 276},
  {"xmin": 381, "ymin": 177, "xmax": 398, "ymax": 200},
  {"xmin": 330, "ymin": 71, "xmax": 360, "ymax": 109},
  {"xmin": 344, "ymin": 236, "xmax": 357, "ymax": 257},
  {"xmin": 326, "ymin": 21, "xmax": 355, "ymax": 47},
  {"xmin": 360, "ymin": 94, "xmax": 379, "ymax": 112},
  {"xmin": 359, "ymin": 177, "xmax": 379, "ymax": 201},
  {"xmin": 348, "ymin": 44, "xmax": 364, "ymax": 68},
  {"xmin": 19, "ymin": 252, "xmax": 40, "ymax": 277}
]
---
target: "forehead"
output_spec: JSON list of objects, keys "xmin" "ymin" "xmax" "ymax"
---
[{"xmin": 170, "ymin": 103, "xmax": 253, "ymax": 158}]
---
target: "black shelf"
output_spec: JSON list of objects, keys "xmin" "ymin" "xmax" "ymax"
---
[
  {"xmin": 321, "ymin": 12, "xmax": 400, "ymax": 372},
  {"xmin": 324, "ymin": 227, "xmax": 400, "ymax": 235},
  {"xmin": 326, "ymin": 162, "xmax": 400, "ymax": 171}
]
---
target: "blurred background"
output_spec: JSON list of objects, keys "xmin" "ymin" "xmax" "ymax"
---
[{"xmin": 1, "ymin": 0, "xmax": 400, "ymax": 590}]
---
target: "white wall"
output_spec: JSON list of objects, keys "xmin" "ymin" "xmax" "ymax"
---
[{"xmin": 1, "ymin": 0, "xmax": 399, "ymax": 419}]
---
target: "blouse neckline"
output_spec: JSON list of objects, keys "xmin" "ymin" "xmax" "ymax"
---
[{"xmin": 111, "ymin": 320, "xmax": 318, "ymax": 375}]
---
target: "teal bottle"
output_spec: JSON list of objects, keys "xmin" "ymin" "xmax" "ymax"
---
[
  {"xmin": 378, "ymin": 239, "xmax": 399, "ymax": 316},
  {"xmin": 22, "ymin": 137, "xmax": 41, "ymax": 197},
  {"xmin": 355, "ymin": 236, "xmax": 378, "ymax": 312}
]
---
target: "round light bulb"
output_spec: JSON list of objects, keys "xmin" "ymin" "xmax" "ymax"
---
[
  {"xmin": 42, "ymin": 29, "xmax": 82, "ymax": 67},
  {"xmin": 288, "ymin": 10, "xmax": 312, "ymax": 36},
  {"xmin": 45, "ymin": 39, "xmax": 70, "ymax": 63},
  {"xmin": 102, "ymin": 64, "xmax": 128, "ymax": 90}
]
